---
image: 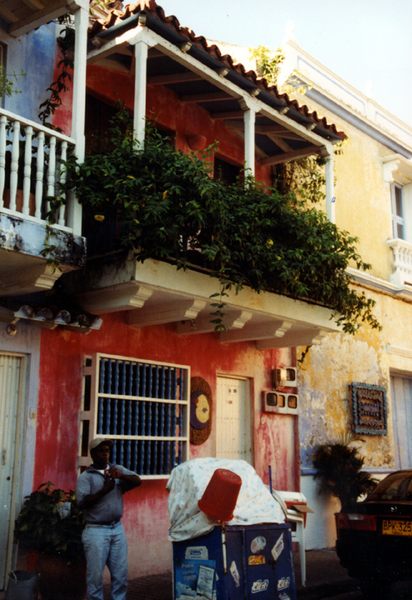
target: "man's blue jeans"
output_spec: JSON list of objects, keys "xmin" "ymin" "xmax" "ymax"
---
[{"xmin": 82, "ymin": 522, "xmax": 128, "ymax": 600}]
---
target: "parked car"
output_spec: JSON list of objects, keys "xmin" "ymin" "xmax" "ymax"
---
[{"xmin": 335, "ymin": 469, "xmax": 412, "ymax": 598}]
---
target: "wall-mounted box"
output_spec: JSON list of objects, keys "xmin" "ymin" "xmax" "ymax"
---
[
  {"xmin": 272, "ymin": 367, "xmax": 297, "ymax": 388},
  {"xmin": 262, "ymin": 390, "xmax": 299, "ymax": 414}
]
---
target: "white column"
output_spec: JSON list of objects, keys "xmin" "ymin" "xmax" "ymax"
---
[
  {"xmin": 325, "ymin": 152, "xmax": 335, "ymax": 223},
  {"xmin": 68, "ymin": 3, "xmax": 88, "ymax": 234},
  {"xmin": 244, "ymin": 107, "xmax": 256, "ymax": 178},
  {"xmin": 133, "ymin": 41, "xmax": 149, "ymax": 148}
]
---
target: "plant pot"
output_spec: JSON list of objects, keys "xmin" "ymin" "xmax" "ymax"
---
[{"xmin": 37, "ymin": 554, "xmax": 86, "ymax": 600}]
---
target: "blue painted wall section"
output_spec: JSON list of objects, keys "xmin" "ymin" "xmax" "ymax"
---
[{"xmin": 6, "ymin": 23, "xmax": 57, "ymax": 122}]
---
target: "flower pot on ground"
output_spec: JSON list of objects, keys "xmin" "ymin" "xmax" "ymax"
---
[{"xmin": 14, "ymin": 482, "xmax": 86, "ymax": 600}]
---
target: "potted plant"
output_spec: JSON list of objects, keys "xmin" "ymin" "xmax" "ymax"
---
[
  {"xmin": 312, "ymin": 439, "xmax": 377, "ymax": 511},
  {"xmin": 14, "ymin": 482, "xmax": 86, "ymax": 600}
]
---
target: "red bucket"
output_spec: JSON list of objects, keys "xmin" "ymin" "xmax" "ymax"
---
[{"xmin": 198, "ymin": 468, "xmax": 242, "ymax": 522}]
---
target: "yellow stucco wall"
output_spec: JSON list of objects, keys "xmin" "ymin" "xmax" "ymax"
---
[{"xmin": 291, "ymin": 93, "xmax": 412, "ymax": 548}]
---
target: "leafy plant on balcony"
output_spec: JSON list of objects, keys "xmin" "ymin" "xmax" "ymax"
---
[{"xmin": 65, "ymin": 112, "xmax": 380, "ymax": 334}]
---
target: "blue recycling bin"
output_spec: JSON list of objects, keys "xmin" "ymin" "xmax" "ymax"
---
[{"xmin": 172, "ymin": 522, "xmax": 296, "ymax": 600}]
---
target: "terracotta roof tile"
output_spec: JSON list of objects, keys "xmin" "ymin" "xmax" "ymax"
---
[{"xmin": 89, "ymin": 1, "xmax": 346, "ymax": 141}]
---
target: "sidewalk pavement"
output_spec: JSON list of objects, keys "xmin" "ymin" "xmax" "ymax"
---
[
  {"xmin": 122, "ymin": 548, "xmax": 358, "ymax": 599},
  {"xmin": 0, "ymin": 548, "xmax": 357, "ymax": 599}
]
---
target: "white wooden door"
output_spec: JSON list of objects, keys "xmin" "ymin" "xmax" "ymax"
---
[
  {"xmin": 391, "ymin": 375, "xmax": 412, "ymax": 468},
  {"xmin": 0, "ymin": 353, "xmax": 26, "ymax": 588},
  {"xmin": 216, "ymin": 376, "xmax": 252, "ymax": 463}
]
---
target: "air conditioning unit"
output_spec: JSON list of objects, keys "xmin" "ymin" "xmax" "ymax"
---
[
  {"xmin": 272, "ymin": 367, "xmax": 297, "ymax": 388},
  {"xmin": 262, "ymin": 390, "xmax": 299, "ymax": 414}
]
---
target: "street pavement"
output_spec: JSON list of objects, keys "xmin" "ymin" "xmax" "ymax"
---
[
  {"xmin": 117, "ymin": 548, "xmax": 361, "ymax": 599},
  {"xmin": 3, "ymin": 548, "xmax": 411, "ymax": 598}
]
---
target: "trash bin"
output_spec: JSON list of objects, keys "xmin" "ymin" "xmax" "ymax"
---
[
  {"xmin": 172, "ymin": 523, "xmax": 296, "ymax": 599},
  {"xmin": 168, "ymin": 458, "xmax": 295, "ymax": 600},
  {"xmin": 5, "ymin": 570, "xmax": 38, "ymax": 600}
]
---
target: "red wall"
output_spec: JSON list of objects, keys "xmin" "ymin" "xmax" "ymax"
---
[
  {"xmin": 34, "ymin": 314, "xmax": 296, "ymax": 575},
  {"xmin": 42, "ymin": 59, "xmax": 297, "ymax": 577}
]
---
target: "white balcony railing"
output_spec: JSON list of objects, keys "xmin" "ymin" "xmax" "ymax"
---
[
  {"xmin": 0, "ymin": 108, "xmax": 76, "ymax": 231},
  {"xmin": 387, "ymin": 238, "xmax": 412, "ymax": 287}
]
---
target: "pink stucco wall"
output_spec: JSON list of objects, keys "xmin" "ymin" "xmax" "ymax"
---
[
  {"xmin": 34, "ymin": 314, "xmax": 297, "ymax": 576},
  {"xmin": 37, "ymin": 56, "xmax": 299, "ymax": 577}
]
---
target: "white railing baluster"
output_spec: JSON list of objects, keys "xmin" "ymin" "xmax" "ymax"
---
[
  {"xmin": 387, "ymin": 238, "xmax": 412, "ymax": 286},
  {"xmin": 23, "ymin": 125, "xmax": 33, "ymax": 215},
  {"xmin": 35, "ymin": 131, "xmax": 45, "ymax": 219},
  {"xmin": 0, "ymin": 108, "xmax": 75, "ymax": 229},
  {"xmin": 9, "ymin": 120, "xmax": 20, "ymax": 212},
  {"xmin": 0, "ymin": 115, "xmax": 7, "ymax": 208},
  {"xmin": 47, "ymin": 135, "xmax": 57, "ymax": 216},
  {"xmin": 58, "ymin": 141, "xmax": 67, "ymax": 226}
]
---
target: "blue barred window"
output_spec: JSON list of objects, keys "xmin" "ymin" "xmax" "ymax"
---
[{"xmin": 79, "ymin": 354, "xmax": 190, "ymax": 478}]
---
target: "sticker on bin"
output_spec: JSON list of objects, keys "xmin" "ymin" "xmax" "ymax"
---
[
  {"xmin": 196, "ymin": 564, "xmax": 215, "ymax": 599},
  {"xmin": 229, "ymin": 561, "xmax": 240, "ymax": 587},
  {"xmin": 184, "ymin": 546, "xmax": 209, "ymax": 560},
  {"xmin": 277, "ymin": 576, "xmax": 290, "ymax": 591},
  {"xmin": 250, "ymin": 535, "xmax": 267, "ymax": 553},
  {"xmin": 248, "ymin": 555, "xmax": 266, "ymax": 566},
  {"xmin": 271, "ymin": 533, "xmax": 284, "ymax": 561},
  {"xmin": 279, "ymin": 593, "xmax": 291, "ymax": 600},
  {"xmin": 251, "ymin": 579, "xmax": 269, "ymax": 593}
]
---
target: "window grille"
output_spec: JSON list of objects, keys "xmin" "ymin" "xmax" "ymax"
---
[{"xmin": 79, "ymin": 354, "xmax": 190, "ymax": 478}]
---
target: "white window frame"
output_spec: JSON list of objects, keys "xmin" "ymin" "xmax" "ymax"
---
[
  {"xmin": 391, "ymin": 183, "xmax": 405, "ymax": 240},
  {"xmin": 78, "ymin": 353, "xmax": 190, "ymax": 479}
]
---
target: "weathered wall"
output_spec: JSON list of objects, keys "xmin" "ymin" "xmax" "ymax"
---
[
  {"xmin": 6, "ymin": 24, "xmax": 57, "ymax": 123},
  {"xmin": 34, "ymin": 314, "xmax": 292, "ymax": 576},
  {"xmin": 294, "ymin": 90, "xmax": 412, "ymax": 547}
]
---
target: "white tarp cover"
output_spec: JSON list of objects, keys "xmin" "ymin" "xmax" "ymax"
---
[{"xmin": 167, "ymin": 458, "xmax": 285, "ymax": 541}]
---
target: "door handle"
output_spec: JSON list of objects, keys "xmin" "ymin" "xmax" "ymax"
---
[{"xmin": 1, "ymin": 449, "xmax": 6, "ymax": 465}]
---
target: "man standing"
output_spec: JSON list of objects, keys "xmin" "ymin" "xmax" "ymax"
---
[{"xmin": 76, "ymin": 438, "xmax": 141, "ymax": 600}]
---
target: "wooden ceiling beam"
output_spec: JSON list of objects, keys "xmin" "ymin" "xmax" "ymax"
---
[
  {"xmin": 22, "ymin": 0, "xmax": 45, "ymax": 10},
  {"xmin": 255, "ymin": 125, "xmax": 301, "ymax": 140},
  {"xmin": 148, "ymin": 71, "xmax": 202, "ymax": 85},
  {"xmin": 180, "ymin": 92, "xmax": 235, "ymax": 104},
  {"xmin": 212, "ymin": 110, "xmax": 244, "ymax": 120},
  {"xmin": 266, "ymin": 134, "xmax": 292, "ymax": 153},
  {"xmin": 0, "ymin": 6, "xmax": 18, "ymax": 22},
  {"xmin": 261, "ymin": 145, "xmax": 322, "ymax": 166}
]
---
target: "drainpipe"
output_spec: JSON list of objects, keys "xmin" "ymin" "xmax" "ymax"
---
[
  {"xmin": 68, "ymin": 2, "xmax": 88, "ymax": 235},
  {"xmin": 325, "ymin": 148, "xmax": 335, "ymax": 223}
]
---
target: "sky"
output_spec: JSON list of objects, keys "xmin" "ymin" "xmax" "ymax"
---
[{"xmin": 154, "ymin": 0, "xmax": 412, "ymax": 127}]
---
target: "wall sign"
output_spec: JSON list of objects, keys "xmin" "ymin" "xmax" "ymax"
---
[
  {"xmin": 190, "ymin": 377, "xmax": 212, "ymax": 445},
  {"xmin": 350, "ymin": 382, "xmax": 387, "ymax": 435}
]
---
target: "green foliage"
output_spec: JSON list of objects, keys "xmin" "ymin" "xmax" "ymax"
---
[
  {"xmin": 313, "ymin": 442, "xmax": 377, "ymax": 510},
  {"xmin": 65, "ymin": 112, "xmax": 380, "ymax": 334},
  {"xmin": 250, "ymin": 46, "xmax": 285, "ymax": 86},
  {"xmin": 0, "ymin": 66, "xmax": 25, "ymax": 97},
  {"xmin": 14, "ymin": 483, "xmax": 84, "ymax": 561}
]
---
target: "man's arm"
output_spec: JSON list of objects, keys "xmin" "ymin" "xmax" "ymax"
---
[
  {"xmin": 108, "ymin": 467, "xmax": 141, "ymax": 493},
  {"xmin": 76, "ymin": 475, "xmax": 115, "ymax": 509}
]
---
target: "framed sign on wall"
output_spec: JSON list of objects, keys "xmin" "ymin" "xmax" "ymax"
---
[{"xmin": 349, "ymin": 382, "xmax": 387, "ymax": 435}]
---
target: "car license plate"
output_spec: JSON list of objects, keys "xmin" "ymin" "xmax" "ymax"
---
[{"xmin": 382, "ymin": 519, "xmax": 412, "ymax": 536}]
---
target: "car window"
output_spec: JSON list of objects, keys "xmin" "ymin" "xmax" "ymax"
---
[{"xmin": 368, "ymin": 473, "xmax": 412, "ymax": 501}]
